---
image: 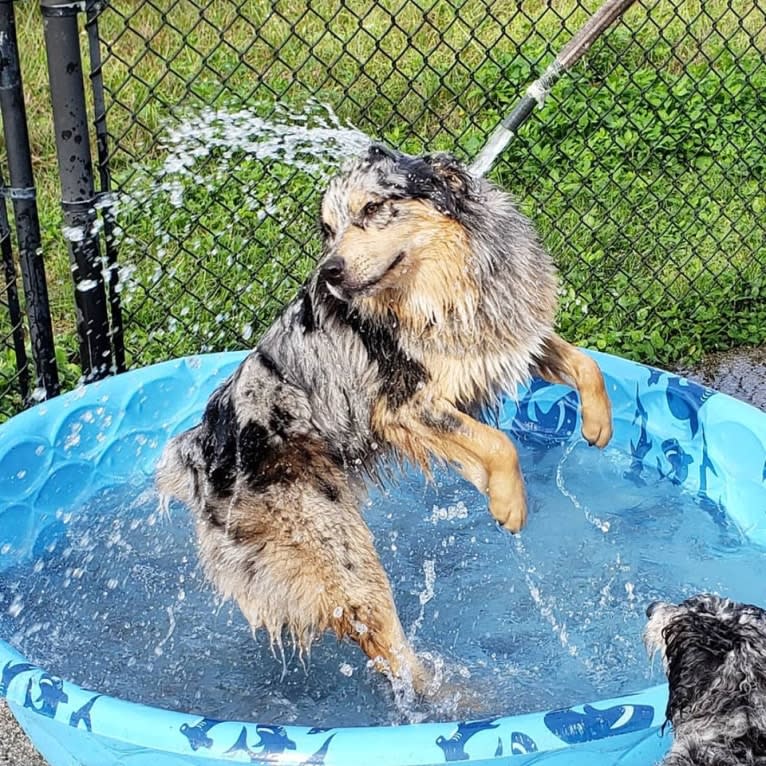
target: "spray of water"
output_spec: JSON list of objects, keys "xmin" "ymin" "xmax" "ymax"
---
[
  {"xmin": 556, "ymin": 438, "xmax": 611, "ymax": 533},
  {"xmin": 106, "ymin": 101, "xmax": 375, "ymax": 352},
  {"xmin": 159, "ymin": 101, "xmax": 372, "ymax": 208}
]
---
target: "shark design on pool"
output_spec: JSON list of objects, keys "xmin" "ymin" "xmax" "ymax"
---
[
  {"xmin": 0, "ymin": 661, "xmax": 36, "ymax": 695},
  {"xmin": 300, "ymin": 733, "xmax": 336, "ymax": 765},
  {"xmin": 658, "ymin": 438, "xmax": 694, "ymax": 485},
  {"xmin": 511, "ymin": 732, "xmax": 538, "ymax": 754},
  {"xmin": 179, "ymin": 716, "xmax": 222, "ymax": 750},
  {"xmin": 68, "ymin": 694, "xmax": 102, "ymax": 731},
  {"xmin": 436, "ymin": 718, "xmax": 500, "ymax": 760},
  {"xmin": 544, "ymin": 703, "xmax": 654, "ymax": 743},
  {"xmin": 254, "ymin": 724, "xmax": 298, "ymax": 758},
  {"xmin": 625, "ymin": 386, "xmax": 652, "ymax": 486},
  {"xmin": 225, "ymin": 727, "xmax": 256, "ymax": 759},
  {"xmin": 493, "ymin": 732, "xmax": 539, "ymax": 757},
  {"xmin": 647, "ymin": 369, "xmax": 663, "ymax": 386},
  {"xmin": 665, "ymin": 377, "xmax": 714, "ymax": 437},
  {"xmin": 510, "ymin": 380, "xmax": 579, "ymax": 444},
  {"xmin": 23, "ymin": 673, "xmax": 68, "ymax": 718}
]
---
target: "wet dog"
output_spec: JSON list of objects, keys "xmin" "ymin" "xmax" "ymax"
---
[
  {"xmin": 644, "ymin": 594, "xmax": 766, "ymax": 765},
  {"xmin": 156, "ymin": 144, "xmax": 613, "ymax": 691}
]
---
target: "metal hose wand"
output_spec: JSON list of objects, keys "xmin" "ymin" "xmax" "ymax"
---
[{"xmin": 470, "ymin": 0, "xmax": 638, "ymax": 177}]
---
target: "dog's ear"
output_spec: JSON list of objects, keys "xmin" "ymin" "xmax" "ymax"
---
[
  {"xmin": 423, "ymin": 153, "xmax": 472, "ymax": 198},
  {"xmin": 366, "ymin": 142, "xmax": 399, "ymax": 165}
]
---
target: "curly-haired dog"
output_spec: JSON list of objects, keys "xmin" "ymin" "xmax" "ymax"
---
[
  {"xmin": 156, "ymin": 144, "xmax": 613, "ymax": 690},
  {"xmin": 644, "ymin": 594, "xmax": 766, "ymax": 765}
]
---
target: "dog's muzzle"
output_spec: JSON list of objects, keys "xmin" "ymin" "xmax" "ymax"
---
[{"xmin": 646, "ymin": 600, "xmax": 662, "ymax": 619}]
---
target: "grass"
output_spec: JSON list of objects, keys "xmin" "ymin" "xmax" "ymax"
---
[{"xmin": 1, "ymin": 0, "xmax": 764, "ymax": 413}]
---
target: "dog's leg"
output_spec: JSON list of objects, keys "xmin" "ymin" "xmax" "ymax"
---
[
  {"xmin": 325, "ymin": 509, "xmax": 427, "ymax": 690},
  {"xmin": 533, "ymin": 334, "xmax": 613, "ymax": 448},
  {"xmin": 353, "ymin": 606, "xmax": 427, "ymax": 691},
  {"xmin": 227, "ymin": 481, "xmax": 429, "ymax": 694},
  {"xmin": 378, "ymin": 402, "xmax": 526, "ymax": 533}
]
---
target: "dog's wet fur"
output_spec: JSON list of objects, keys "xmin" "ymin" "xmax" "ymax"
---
[
  {"xmin": 645, "ymin": 594, "xmax": 766, "ymax": 765},
  {"xmin": 157, "ymin": 144, "xmax": 613, "ymax": 692}
]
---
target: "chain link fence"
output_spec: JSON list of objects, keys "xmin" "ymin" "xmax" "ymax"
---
[{"xmin": 1, "ymin": 0, "xmax": 765, "ymax": 418}]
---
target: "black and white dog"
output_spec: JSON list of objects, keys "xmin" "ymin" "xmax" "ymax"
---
[{"xmin": 645, "ymin": 594, "xmax": 766, "ymax": 765}]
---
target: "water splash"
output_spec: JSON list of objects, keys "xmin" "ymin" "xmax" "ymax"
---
[
  {"xmin": 159, "ymin": 101, "xmax": 372, "ymax": 208},
  {"xmin": 408, "ymin": 559, "xmax": 436, "ymax": 642},
  {"xmin": 108, "ymin": 101, "xmax": 374, "ymax": 351},
  {"xmin": 556, "ymin": 439, "xmax": 611, "ymax": 533},
  {"xmin": 429, "ymin": 502, "xmax": 469, "ymax": 524}
]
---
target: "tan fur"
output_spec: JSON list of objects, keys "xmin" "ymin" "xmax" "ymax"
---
[
  {"xmin": 157, "ymin": 439, "xmax": 425, "ymax": 688},
  {"xmin": 531, "ymin": 335, "xmax": 613, "ymax": 448},
  {"xmin": 349, "ymin": 202, "xmax": 480, "ymax": 336},
  {"xmin": 372, "ymin": 394, "xmax": 526, "ymax": 532}
]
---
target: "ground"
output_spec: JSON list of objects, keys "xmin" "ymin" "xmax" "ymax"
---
[
  {"xmin": 1, "ymin": 345, "xmax": 765, "ymax": 764},
  {"xmin": 0, "ymin": 703, "xmax": 45, "ymax": 766}
]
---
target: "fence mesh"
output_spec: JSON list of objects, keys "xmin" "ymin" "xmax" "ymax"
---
[{"xmin": 2, "ymin": 0, "xmax": 766, "ymax": 418}]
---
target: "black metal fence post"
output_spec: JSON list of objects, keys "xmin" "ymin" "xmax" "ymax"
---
[
  {"xmin": 85, "ymin": 2, "xmax": 125, "ymax": 374},
  {"xmin": 0, "ymin": 168, "xmax": 30, "ymax": 404},
  {"xmin": 40, "ymin": 0, "xmax": 113, "ymax": 381},
  {"xmin": 0, "ymin": 0, "xmax": 60, "ymax": 399}
]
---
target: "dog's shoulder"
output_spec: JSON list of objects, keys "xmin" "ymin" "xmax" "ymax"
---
[{"xmin": 284, "ymin": 280, "xmax": 429, "ymax": 410}]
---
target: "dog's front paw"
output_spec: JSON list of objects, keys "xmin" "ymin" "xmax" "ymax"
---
[
  {"xmin": 581, "ymin": 397, "xmax": 613, "ymax": 449},
  {"xmin": 487, "ymin": 474, "xmax": 527, "ymax": 533}
]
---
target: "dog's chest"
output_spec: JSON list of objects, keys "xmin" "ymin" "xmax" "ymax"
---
[{"xmin": 415, "ymin": 344, "xmax": 535, "ymax": 406}]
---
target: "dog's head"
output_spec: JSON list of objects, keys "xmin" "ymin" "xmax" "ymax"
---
[
  {"xmin": 644, "ymin": 594, "xmax": 766, "ymax": 735},
  {"xmin": 317, "ymin": 144, "xmax": 477, "ymax": 302}
]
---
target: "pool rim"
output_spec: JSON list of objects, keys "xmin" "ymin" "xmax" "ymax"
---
[{"xmin": 4, "ymin": 347, "xmax": 765, "ymax": 762}]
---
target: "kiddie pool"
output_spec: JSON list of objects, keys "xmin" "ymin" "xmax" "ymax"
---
[{"xmin": 2, "ymin": 349, "xmax": 766, "ymax": 766}]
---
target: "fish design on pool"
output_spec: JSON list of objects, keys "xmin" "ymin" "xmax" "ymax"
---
[
  {"xmin": 435, "ymin": 718, "xmax": 500, "ymax": 760},
  {"xmin": 544, "ymin": 702, "xmax": 654, "ymax": 743},
  {"xmin": 23, "ymin": 673, "xmax": 68, "ymax": 718}
]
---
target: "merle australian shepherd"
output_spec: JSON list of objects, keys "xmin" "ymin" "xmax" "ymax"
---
[{"xmin": 156, "ymin": 144, "xmax": 613, "ymax": 692}]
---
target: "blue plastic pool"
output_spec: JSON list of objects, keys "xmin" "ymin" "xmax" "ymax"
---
[{"xmin": 2, "ymin": 349, "xmax": 766, "ymax": 765}]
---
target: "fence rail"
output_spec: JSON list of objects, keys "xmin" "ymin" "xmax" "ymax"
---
[{"xmin": 0, "ymin": 0, "xmax": 764, "ymax": 419}]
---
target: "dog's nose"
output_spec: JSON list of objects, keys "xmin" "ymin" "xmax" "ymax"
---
[
  {"xmin": 321, "ymin": 256, "xmax": 346, "ymax": 285},
  {"xmin": 646, "ymin": 600, "xmax": 662, "ymax": 619}
]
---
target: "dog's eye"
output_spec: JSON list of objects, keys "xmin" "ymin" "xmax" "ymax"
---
[
  {"xmin": 362, "ymin": 201, "xmax": 383, "ymax": 218},
  {"xmin": 320, "ymin": 221, "xmax": 335, "ymax": 239}
]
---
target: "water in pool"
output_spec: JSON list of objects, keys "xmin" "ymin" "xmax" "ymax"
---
[{"xmin": 1, "ymin": 433, "xmax": 763, "ymax": 726}]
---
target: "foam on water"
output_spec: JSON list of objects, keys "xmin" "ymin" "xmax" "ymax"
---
[{"xmin": 1, "ymin": 434, "xmax": 764, "ymax": 726}]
